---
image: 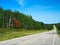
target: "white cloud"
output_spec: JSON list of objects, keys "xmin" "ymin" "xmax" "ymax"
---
[{"xmin": 18, "ymin": 0, "xmax": 24, "ymax": 6}]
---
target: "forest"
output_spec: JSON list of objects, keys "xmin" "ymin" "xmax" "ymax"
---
[
  {"xmin": 55, "ymin": 23, "xmax": 60, "ymax": 30},
  {"xmin": 0, "ymin": 7, "xmax": 53, "ymax": 30},
  {"xmin": 0, "ymin": 7, "xmax": 60, "ymax": 41}
]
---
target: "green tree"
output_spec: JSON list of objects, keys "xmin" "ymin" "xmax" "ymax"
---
[
  {"xmin": 0, "ymin": 7, "xmax": 4, "ymax": 28},
  {"xmin": 4, "ymin": 10, "xmax": 12, "ymax": 27}
]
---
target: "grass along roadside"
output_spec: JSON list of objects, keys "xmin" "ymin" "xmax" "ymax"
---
[
  {"xmin": 0, "ymin": 28, "xmax": 50, "ymax": 41},
  {"xmin": 57, "ymin": 30, "xmax": 60, "ymax": 37}
]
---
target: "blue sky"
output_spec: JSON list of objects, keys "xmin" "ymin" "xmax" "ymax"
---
[{"xmin": 0, "ymin": 0, "xmax": 60, "ymax": 24}]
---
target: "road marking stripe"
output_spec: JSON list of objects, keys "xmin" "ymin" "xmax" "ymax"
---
[
  {"xmin": 52, "ymin": 34, "xmax": 56, "ymax": 45},
  {"xmin": 52, "ymin": 25, "xmax": 56, "ymax": 45}
]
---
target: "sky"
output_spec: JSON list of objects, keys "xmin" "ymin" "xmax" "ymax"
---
[{"xmin": 0, "ymin": 0, "xmax": 60, "ymax": 24}]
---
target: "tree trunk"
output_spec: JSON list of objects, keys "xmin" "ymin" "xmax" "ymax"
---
[
  {"xmin": 9, "ymin": 17, "xmax": 11, "ymax": 27},
  {"xmin": 2, "ymin": 16, "xmax": 4, "ymax": 28}
]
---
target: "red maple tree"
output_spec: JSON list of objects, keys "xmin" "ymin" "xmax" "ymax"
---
[{"xmin": 13, "ymin": 18, "xmax": 22, "ymax": 28}]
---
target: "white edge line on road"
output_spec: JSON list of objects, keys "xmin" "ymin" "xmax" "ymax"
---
[
  {"xmin": 52, "ymin": 25, "xmax": 56, "ymax": 45},
  {"xmin": 52, "ymin": 34, "xmax": 56, "ymax": 45}
]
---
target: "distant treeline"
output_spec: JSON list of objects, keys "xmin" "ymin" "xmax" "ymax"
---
[
  {"xmin": 54, "ymin": 23, "xmax": 60, "ymax": 30},
  {"xmin": 0, "ymin": 7, "xmax": 53, "ymax": 30}
]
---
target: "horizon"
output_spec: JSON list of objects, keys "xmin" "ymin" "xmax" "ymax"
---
[{"xmin": 0, "ymin": 0, "xmax": 60, "ymax": 24}]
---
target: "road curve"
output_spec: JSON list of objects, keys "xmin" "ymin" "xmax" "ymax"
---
[{"xmin": 0, "ymin": 29, "xmax": 60, "ymax": 45}]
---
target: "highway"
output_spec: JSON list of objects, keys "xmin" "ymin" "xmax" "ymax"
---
[{"xmin": 0, "ymin": 25, "xmax": 60, "ymax": 45}]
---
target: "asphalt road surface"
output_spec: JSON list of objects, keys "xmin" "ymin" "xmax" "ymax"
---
[{"xmin": 0, "ymin": 25, "xmax": 60, "ymax": 45}]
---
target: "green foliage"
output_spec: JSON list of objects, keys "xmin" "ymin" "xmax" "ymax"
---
[
  {"xmin": 0, "ymin": 28, "xmax": 49, "ymax": 41},
  {"xmin": 44, "ymin": 24, "xmax": 53, "ymax": 30},
  {"xmin": 57, "ymin": 30, "xmax": 60, "ymax": 36},
  {"xmin": 0, "ymin": 7, "xmax": 53, "ymax": 30},
  {"xmin": 55, "ymin": 23, "xmax": 60, "ymax": 30}
]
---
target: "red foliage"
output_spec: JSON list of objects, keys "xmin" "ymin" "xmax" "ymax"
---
[{"xmin": 13, "ymin": 18, "xmax": 21, "ymax": 28}]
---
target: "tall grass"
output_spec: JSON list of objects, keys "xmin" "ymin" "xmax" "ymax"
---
[
  {"xmin": 57, "ymin": 30, "xmax": 60, "ymax": 36},
  {"xmin": 0, "ymin": 28, "xmax": 48, "ymax": 41}
]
